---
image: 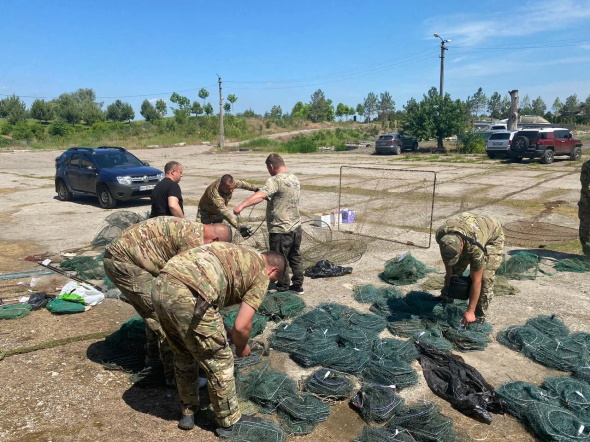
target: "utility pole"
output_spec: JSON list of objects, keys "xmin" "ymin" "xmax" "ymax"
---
[
  {"xmin": 507, "ymin": 90, "xmax": 519, "ymax": 131},
  {"xmin": 218, "ymin": 75, "xmax": 225, "ymax": 150},
  {"xmin": 434, "ymin": 33, "xmax": 451, "ymax": 151}
]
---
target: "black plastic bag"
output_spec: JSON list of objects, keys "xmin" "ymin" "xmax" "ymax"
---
[
  {"xmin": 448, "ymin": 275, "xmax": 471, "ymax": 300},
  {"xmin": 304, "ymin": 260, "xmax": 352, "ymax": 279},
  {"xmin": 28, "ymin": 292, "xmax": 56, "ymax": 310},
  {"xmin": 416, "ymin": 341, "xmax": 504, "ymax": 424}
]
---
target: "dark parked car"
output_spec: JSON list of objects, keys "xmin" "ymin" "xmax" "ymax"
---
[
  {"xmin": 510, "ymin": 128, "xmax": 583, "ymax": 164},
  {"xmin": 375, "ymin": 132, "xmax": 418, "ymax": 155},
  {"xmin": 55, "ymin": 146, "xmax": 164, "ymax": 209}
]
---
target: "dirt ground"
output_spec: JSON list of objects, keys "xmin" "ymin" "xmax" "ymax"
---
[{"xmin": 1, "ymin": 143, "xmax": 589, "ymax": 441}]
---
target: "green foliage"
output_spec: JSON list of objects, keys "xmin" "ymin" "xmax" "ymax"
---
[
  {"xmin": 11, "ymin": 121, "xmax": 34, "ymax": 140},
  {"xmin": 363, "ymin": 92, "xmax": 378, "ymax": 122},
  {"xmin": 0, "ymin": 120, "xmax": 11, "ymax": 135},
  {"xmin": 377, "ymin": 91, "xmax": 395, "ymax": 121},
  {"xmin": 30, "ymin": 99, "xmax": 54, "ymax": 121},
  {"xmin": 0, "ymin": 95, "xmax": 28, "ymax": 125},
  {"xmin": 268, "ymin": 105, "xmax": 282, "ymax": 120},
  {"xmin": 531, "ymin": 96, "xmax": 546, "ymax": 116},
  {"xmin": 223, "ymin": 102, "xmax": 231, "ymax": 113},
  {"xmin": 106, "ymin": 100, "xmax": 134, "ymax": 122},
  {"xmin": 457, "ymin": 130, "xmax": 486, "ymax": 154},
  {"xmin": 48, "ymin": 119, "xmax": 70, "ymax": 136},
  {"xmin": 291, "ymin": 101, "xmax": 309, "ymax": 119},
  {"xmin": 227, "ymin": 93, "xmax": 238, "ymax": 113},
  {"xmin": 198, "ymin": 88, "xmax": 210, "ymax": 104},
  {"xmin": 191, "ymin": 101, "xmax": 203, "ymax": 116},
  {"xmin": 466, "ymin": 87, "xmax": 487, "ymax": 117},
  {"xmin": 203, "ymin": 103, "xmax": 214, "ymax": 116},
  {"xmin": 140, "ymin": 100, "xmax": 160, "ymax": 122},
  {"xmin": 239, "ymin": 138, "xmax": 283, "ymax": 149},
  {"xmin": 52, "ymin": 88, "xmax": 103, "ymax": 125},
  {"xmin": 154, "ymin": 99, "xmax": 167, "ymax": 117},
  {"xmin": 307, "ymin": 89, "xmax": 333, "ymax": 123},
  {"xmin": 284, "ymin": 135, "xmax": 318, "ymax": 153},
  {"xmin": 356, "ymin": 103, "xmax": 365, "ymax": 120},
  {"xmin": 402, "ymin": 88, "xmax": 467, "ymax": 143}
]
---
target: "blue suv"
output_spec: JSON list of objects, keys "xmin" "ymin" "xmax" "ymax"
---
[{"xmin": 55, "ymin": 146, "xmax": 164, "ymax": 209}]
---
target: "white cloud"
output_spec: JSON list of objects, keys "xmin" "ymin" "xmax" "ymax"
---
[
  {"xmin": 148, "ymin": 98, "xmax": 166, "ymax": 103},
  {"xmin": 425, "ymin": 0, "xmax": 590, "ymax": 46}
]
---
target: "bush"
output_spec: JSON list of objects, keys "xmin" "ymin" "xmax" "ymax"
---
[
  {"xmin": 0, "ymin": 121, "xmax": 11, "ymax": 135},
  {"xmin": 457, "ymin": 131, "xmax": 486, "ymax": 154},
  {"xmin": 334, "ymin": 143, "xmax": 347, "ymax": 151},
  {"xmin": 284, "ymin": 135, "xmax": 317, "ymax": 153},
  {"xmin": 49, "ymin": 119, "xmax": 69, "ymax": 137},
  {"xmin": 31, "ymin": 123, "xmax": 47, "ymax": 140},
  {"xmin": 11, "ymin": 121, "xmax": 34, "ymax": 140}
]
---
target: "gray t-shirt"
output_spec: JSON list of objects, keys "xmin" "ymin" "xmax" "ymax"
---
[{"xmin": 260, "ymin": 171, "xmax": 301, "ymax": 233}]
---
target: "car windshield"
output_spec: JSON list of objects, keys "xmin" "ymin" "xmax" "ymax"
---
[
  {"xmin": 489, "ymin": 133, "xmax": 511, "ymax": 140},
  {"xmin": 379, "ymin": 135, "xmax": 394, "ymax": 140},
  {"xmin": 93, "ymin": 151, "xmax": 144, "ymax": 169}
]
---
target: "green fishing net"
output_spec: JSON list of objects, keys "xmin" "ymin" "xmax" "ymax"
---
[
  {"xmin": 59, "ymin": 254, "xmax": 106, "ymax": 280},
  {"xmin": 102, "ymin": 314, "xmax": 147, "ymax": 371},
  {"xmin": 223, "ymin": 310, "xmax": 269, "ymax": 338},
  {"xmin": 526, "ymin": 401, "xmax": 589, "ymax": 441},
  {"xmin": 46, "ymin": 298, "xmax": 86, "ymax": 314},
  {"xmin": 379, "ymin": 253, "xmax": 434, "ymax": 286},
  {"xmin": 91, "ymin": 211, "xmax": 149, "ymax": 247},
  {"xmin": 542, "ymin": 376, "xmax": 590, "ymax": 420},
  {"xmin": 420, "ymin": 274, "xmax": 519, "ymax": 296},
  {"xmin": 554, "ymin": 257, "xmax": 590, "ymax": 273},
  {"xmin": 498, "ymin": 315, "xmax": 590, "ymax": 373},
  {"xmin": 413, "ymin": 328, "xmax": 454, "ymax": 352},
  {"xmin": 371, "ymin": 338, "xmax": 419, "ymax": 363},
  {"xmin": 0, "ymin": 303, "xmax": 32, "ymax": 320},
  {"xmin": 354, "ymin": 426, "xmax": 416, "ymax": 442},
  {"xmin": 353, "ymin": 284, "xmax": 403, "ymax": 303},
  {"xmin": 258, "ymin": 291, "xmax": 305, "ymax": 321},
  {"xmin": 360, "ymin": 359, "xmax": 419, "ymax": 389},
  {"xmin": 496, "ymin": 251, "xmax": 540, "ymax": 280},
  {"xmin": 236, "ymin": 363, "xmax": 330, "ymax": 435},
  {"xmin": 496, "ymin": 381, "xmax": 560, "ymax": 420},
  {"xmin": 387, "ymin": 402, "xmax": 458, "ymax": 442},
  {"xmin": 224, "ymin": 418, "xmax": 286, "ymax": 442},
  {"xmin": 302, "ymin": 368, "xmax": 356, "ymax": 400},
  {"xmin": 351, "ymin": 385, "xmax": 405, "ymax": 423}
]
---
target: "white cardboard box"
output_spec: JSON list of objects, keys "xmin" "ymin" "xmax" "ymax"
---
[{"xmin": 312, "ymin": 213, "xmax": 332, "ymax": 227}]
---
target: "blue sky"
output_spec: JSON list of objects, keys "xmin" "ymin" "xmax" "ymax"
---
[{"xmin": 2, "ymin": 0, "xmax": 590, "ymax": 117}]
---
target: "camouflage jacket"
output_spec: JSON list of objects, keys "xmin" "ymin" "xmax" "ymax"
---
[
  {"xmin": 198, "ymin": 178, "xmax": 257, "ymax": 228},
  {"xmin": 161, "ymin": 242, "xmax": 269, "ymax": 311},
  {"xmin": 260, "ymin": 171, "xmax": 301, "ymax": 234},
  {"xmin": 581, "ymin": 159, "xmax": 590, "ymax": 199},
  {"xmin": 106, "ymin": 216, "xmax": 205, "ymax": 275},
  {"xmin": 435, "ymin": 212, "xmax": 503, "ymax": 270}
]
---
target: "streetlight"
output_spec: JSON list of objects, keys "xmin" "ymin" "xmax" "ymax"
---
[{"xmin": 433, "ymin": 33, "xmax": 451, "ymax": 96}]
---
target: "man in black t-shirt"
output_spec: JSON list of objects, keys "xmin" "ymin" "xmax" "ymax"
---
[{"xmin": 150, "ymin": 161, "xmax": 184, "ymax": 218}]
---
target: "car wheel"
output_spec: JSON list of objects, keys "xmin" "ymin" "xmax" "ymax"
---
[
  {"xmin": 394, "ymin": 145, "xmax": 401, "ymax": 155},
  {"xmin": 56, "ymin": 180, "xmax": 72, "ymax": 201},
  {"xmin": 412, "ymin": 142, "xmax": 418, "ymax": 152},
  {"xmin": 570, "ymin": 147, "xmax": 582, "ymax": 161},
  {"xmin": 98, "ymin": 184, "xmax": 117, "ymax": 209},
  {"xmin": 512, "ymin": 136, "xmax": 529, "ymax": 151},
  {"xmin": 541, "ymin": 149, "xmax": 554, "ymax": 164}
]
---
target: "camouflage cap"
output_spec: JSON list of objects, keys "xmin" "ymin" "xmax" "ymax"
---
[{"xmin": 439, "ymin": 234, "xmax": 462, "ymax": 265}]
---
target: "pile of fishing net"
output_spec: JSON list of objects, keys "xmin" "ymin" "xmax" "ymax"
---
[
  {"xmin": 0, "ymin": 303, "xmax": 32, "ymax": 319},
  {"xmin": 497, "ymin": 314, "xmax": 590, "ymax": 373},
  {"xmin": 353, "ymin": 284, "xmax": 403, "ymax": 304},
  {"xmin": 223, "ymin": 418, "xmax": 286, "ymax": 442},
  {"xmin": 59, "ymin": 254, "xmax": 106, "ymax": 280},
  {"xmin": 258, "ymin": 291, "xmax": 305, "ymax": 321},
  {"xmin": 351, "ymin": 385, "xmax": 405, "ymax": 423},
  {"xmin": 222, "ymin": 308, "xmax": 269, "ymax": 338},
  {"xmin": 353, "ymin": 401, "xmax": 460, "ymax": 442},
  {"xmin": 270, "ymin": 303, "xmax": 420, "ymax": 387},
  {"xmin": 302, "ymin": 368, "xmax": 356, "ymax": 400},
  {"xmin": 101, "ymin": 314, "xmax": 147, "ymax": 371},
  {"xmin": 369, "ymin": 289, "xmax": 493, "ymax": 352},
  {"xmin": 496, "ymin": 251, "xmax": 541, "ymax": 280},
  {"xmin": 379, "ymin": 253, "xmax": 434, "ymax": 286},
  {"xmin": 554, "ymin": 257, "xmax": 590, "ymax": 273},
  {"xmin": 91, "ymin": 211, "xmax": 149, "ymax": 248},
  {"xmin": 236, "ymin": 362, "xmax": 331, "ymax": 435},
  {"xmin": 496, "ymin": 376, "xmax": 590, "ymax": 441}
]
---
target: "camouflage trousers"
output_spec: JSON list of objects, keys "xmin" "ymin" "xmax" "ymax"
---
[
  {"xmin": 196, "ymin": 210, "xmax": 224, "ymax": 225},
  {"xmin": 151, "ymin": 273, "xmax": 240, "ymax": 427},
  {"xmin": 451, "ymin": 229, "xmax": 505, "ymax": 318},
  {"xmin": 579, "ymin": 196, "xmax": 590, "ymax": 256},
  {"xmin": 103, "ymin": 257, "xmax": 175, "ymax": 379}
]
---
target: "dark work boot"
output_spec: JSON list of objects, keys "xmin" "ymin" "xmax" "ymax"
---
[{"xmin": 178, "ymin": 413, "xmax": 195, "ymax": 430}]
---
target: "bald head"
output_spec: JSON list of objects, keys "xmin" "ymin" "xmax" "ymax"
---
[{"xmin": 203, "ymin": 223, "xmax": 232, "ymax": 244}]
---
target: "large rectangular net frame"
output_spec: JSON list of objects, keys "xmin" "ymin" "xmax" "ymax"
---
[{"xmin": 338, "ymin": 166, "xmax": 437, "ymax": 248}]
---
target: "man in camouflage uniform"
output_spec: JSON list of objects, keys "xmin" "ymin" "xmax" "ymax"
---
[
  {"xmin": 103, "ymin": 216, "xmax": 231, "ymax": 382},
  {"xmin": 234, "ymin": 153, "xmax": 304, "ymax": 294},
  {"xmin": 579, "ymin": 159, "xmax": 590, "ymax": 256},
  {"xmin": 151, "ymin": 242, "xmax": 286, "ymax": 433},
  {"xmin": 196, "ymin": 175, "xmax": 259, "ymax": 237},
  {"xmin": 435, "ymin": 212, "xmax": 504, "ymax": 324}
]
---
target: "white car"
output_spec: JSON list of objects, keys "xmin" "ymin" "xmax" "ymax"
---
[{"xmin": 485, "ymin": 130, "xmax": 518, "ymax": 159}]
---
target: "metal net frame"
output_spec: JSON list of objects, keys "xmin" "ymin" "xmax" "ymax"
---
[{"xmin": 338, "ymin": 166, "xmax": 437, "ymax": 249}]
